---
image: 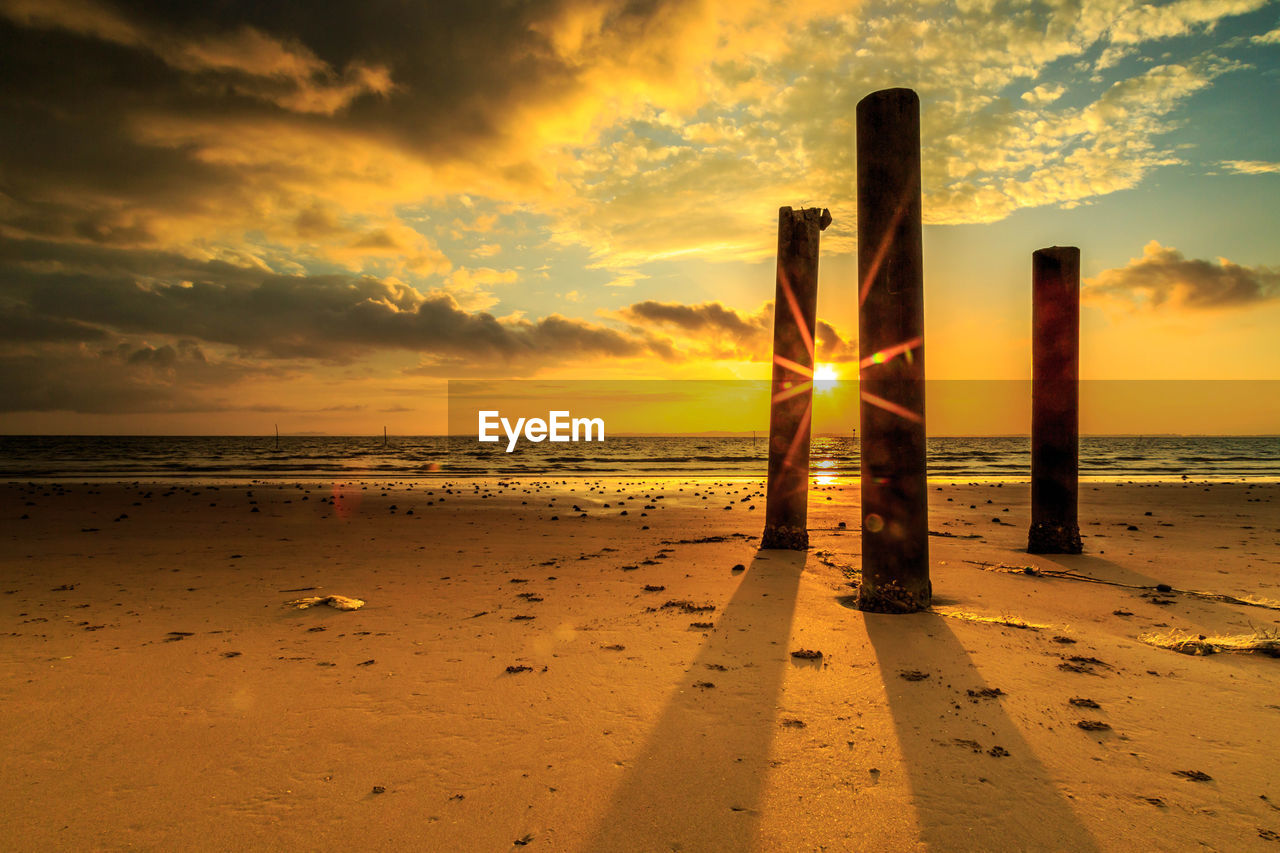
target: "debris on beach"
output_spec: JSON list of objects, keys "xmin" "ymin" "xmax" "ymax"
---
[
  {"xmin": 790, "ymin": 648, "xmax": 823, "ymax": 660},
  {"xmin": 934, "ymin": 608, "xmax": 1047, "ymax": 631},
  {"xmin": 655, "ymin": 599, "xmax": 716, "ymax": 613},
  {"xmin": 1173, "ymin": 769, "xmax": 1213, "ymax": 782},
  {"xmin": 288, "ymin": 594, "xmax": 365, "ymax": 611},
  {"xmin": 1141, "ymin": 630, "xmax": 1280, "ymax": 657}
]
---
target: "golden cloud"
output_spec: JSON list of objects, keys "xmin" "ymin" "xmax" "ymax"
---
[{"xmin": 1085, "ymin": 240, "xmax": 1280, "ymax": 311}]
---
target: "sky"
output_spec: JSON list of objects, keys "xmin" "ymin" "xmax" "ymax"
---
[{"xmin": 0, "ymin": 0, "xmax": 1277, "ymax": 435}]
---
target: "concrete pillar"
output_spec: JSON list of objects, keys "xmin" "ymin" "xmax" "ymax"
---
[
  {"xmin": 1028, "ymin": 246, "xmax": 1083, "ymax": 554},
  {"xmin": 762, "ymin": 206, "xmax": 831, "ymax": 550},
  {"xmin": 855, "ymin": 88, "xmax": 930, "ymax": 612}
]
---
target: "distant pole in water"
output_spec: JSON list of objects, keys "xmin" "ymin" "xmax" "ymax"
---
[
  {"xmin": 855, "ymin": 88, "xmax": 930, "ymax": 612},
  {"xmin": 384, "ymin": 425, "xmax": 388, "ymax": 448},
  {"xmin": 762, "ymin": 205, "xmax": 831, "ymax": 550},
  {"xmin": 1028, "ymin": 247, "xmax": 1083, "ymax": 554},
  {"xmin": 275, "ymin": 424, "xmax": 279, "ymax": 451}
]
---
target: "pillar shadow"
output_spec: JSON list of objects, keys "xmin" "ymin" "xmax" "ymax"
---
[
  {"xmin": 1032, "ymin": 553, "xmax": 1251, "ymax": 640},
  {"xmin": 864, "ymin": 612, "xmax": 1100, "ymax": 851},
  {"xmin": 582, "ymin": 551, "xmax": 806, "ymax": 852},
  {"xmin": 1033, "ymin": 553, "xmax": 1162, "ymax": 589}
]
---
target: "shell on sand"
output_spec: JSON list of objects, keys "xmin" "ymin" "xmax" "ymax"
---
[{"xmin": 288, "ymin": 594, "xmax": 365, "ymax": 611}]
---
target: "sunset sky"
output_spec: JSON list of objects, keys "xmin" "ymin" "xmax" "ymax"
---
[{"xmin": 1, "ymin": 0, "xmax": 1277, "ymax": 435}]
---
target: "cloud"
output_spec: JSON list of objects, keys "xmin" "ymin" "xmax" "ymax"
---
[
  {"xmin": 0, "ymin": 336, "xmax": 274, "ymax": 414},
  {"xmin": 1094, "ymin": 45, "xmax": 1137, "ymax": 71},
  {"xmin": 1, "ymin": 0, "xmax": 393, "ymax": 115},
  {"xmin": 0, "ymin": 236, "xmax": 669, "ymax": 363},
  {"xmin": 0, "ymin": 234, "xmax": 859, "ymax": 416},
  {"xmin": 0, "ymin": 0, "xmax": 1274, "ymax": 421},
  {"xmin": 1021, "ymin": 83, "xmax": 1066, "ymax": 105},
  {"xmin": 1107, "ymin": 0, "xmax": 1271, "ymax": 46},
  {"xmin": 618, "ymin": 299, "xmax": 856, "ymax": 362},
  {"xmin": 0, "ymin": 304, "xmax": 109, "ymax": 342},
  {"xmin": 1085, "ymin": 240, "xmax": 1280, "ymax": 310},
  {"xmin": 1219, "ymin": 159, "xmax": 1280, "ymax": 174},
  {"xmin": 0, "ymin": 0, "xmax": 1268, "ymax": 280},
  {"xmin": 547, "ymin": 4, "xmax": 1260, "ymax": 265},
  {"xmin": 1253, "ymin": 25, "xmax": 1280, "ymax": 44}
]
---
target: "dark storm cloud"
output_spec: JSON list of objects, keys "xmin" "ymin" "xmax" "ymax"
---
[
  {"xmin": 0, "ymin": 236, "xmax": 663, "ymax": 363},
  {"xmin": 0, "ymin": 0, "xmax": 688, "ymax": 245},
  {"xmin": 0, "ymin": 338, "xmax": 250, "ymax": 414},
  {"xmin": 0, "ymin": 304, "xmax": 109, "ymax": 342}
]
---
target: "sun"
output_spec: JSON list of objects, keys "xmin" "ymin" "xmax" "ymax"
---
[{"xmin": 814, "ymin": 364, "xmax": 838, "ymax": 381}]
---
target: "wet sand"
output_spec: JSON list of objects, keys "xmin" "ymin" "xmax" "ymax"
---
[{"xmin": 2, "ymin": 478, "xmax": 1278, "ymax": 851}]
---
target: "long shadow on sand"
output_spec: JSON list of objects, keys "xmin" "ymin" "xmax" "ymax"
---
[
  {"xmin": 1034, "ymin": 552, "xmax": 1162, "ymax": 589},
  {"xmin": 582, "ymin": 550, "xmax": 806, "ymax": 852},
  {"xmin": 865, "ymin": 611, "xmax": 1101, "ymax": 852}
]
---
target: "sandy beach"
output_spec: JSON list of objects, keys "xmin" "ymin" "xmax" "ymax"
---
[{"xmin": 2, "ymin": 477, "xmax": 1278, "ymax": 851}]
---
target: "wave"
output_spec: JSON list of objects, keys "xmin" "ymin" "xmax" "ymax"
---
[{"xmin": 1, "ymin": 435, "xmax": 1276, "ymax": 481}]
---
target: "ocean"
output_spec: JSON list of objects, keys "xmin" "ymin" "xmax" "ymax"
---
[{"xmin": 0, "ymin": 435, "xmax": 1276, "ymax": 481}]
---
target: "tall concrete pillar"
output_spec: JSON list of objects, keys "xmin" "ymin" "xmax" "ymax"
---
[
  {"xmin": 762, "ymin": 206, "xmax": 831, "ymax": 550},
  {"xmin": 855, "ymin": 88, "xmax": 930, "ymax": 612},
  {"xmin": 1028, "ymin": 246, "xmax": 1083, "ymax": 554}
]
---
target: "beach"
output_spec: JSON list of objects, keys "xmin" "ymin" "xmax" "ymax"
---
[{"xmin": 2, "ymin": 477, "xmax": 1278, "ymax": 851}]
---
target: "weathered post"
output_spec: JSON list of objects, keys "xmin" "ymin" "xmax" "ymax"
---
[
  {"xmin": 856, "ymin": 88, "xmax": 930, "ymax": 612},
  {"xmin": 762, "ymin": 206, "xmax": 831, "ymax": 550},
  {"xmin": 1028, "ymin": 247, "xmax": 1083, "ymax": 554}
]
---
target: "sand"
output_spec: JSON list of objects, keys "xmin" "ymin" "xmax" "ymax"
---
[{"xmin": 2, "ymin": 477, "xmax": 1278, "ymax": 851}]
